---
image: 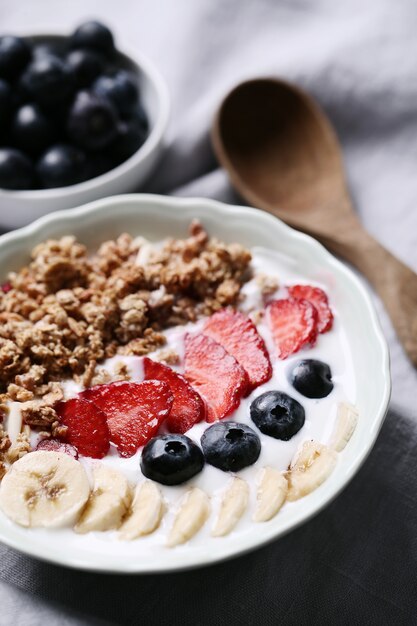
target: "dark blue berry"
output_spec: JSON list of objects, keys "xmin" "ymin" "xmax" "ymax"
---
[
  {"xmin": 12, "ymin": 104, "xmax": 53, "ymax": 155},
  {"xmin": 0, "ymin": 148, "xmax": 34, "ymax": 190},
  {"xmin": 33, "ymin": 42, "xmax": 63, "ymax": 60},
  {"xmin": 66, "ymin": 49, "xmax": 104, "ymax": 88},
  {"xmin": 70, "ymin": 21, "xmax": 115, "ymax": 56},
  {"xmin": 141, "ymin": 434, "xmax": 204, "ymax": 486},
  {"xmin": 250, "ymin": 391, "xmax": 305, "ymax": 440},
  {"xmin": 289, "ymin": 359, "xmax": 334, "ymax": 399},
  {"xmin": 66, "ymin": 90, "xmax": 118, "ymax": 151},
  {"xmin": 19, "ymin": 56, "xmax": 75, "ymax": 108},
  {"xmin": 93, "ymin": 71, "xmax": 138, "ymax": 118},
  {"xmin": 37, "ymin": 144, "xmax": 86, "ymax": 188},
  {"xmin": 0, "ymin": 36, "xmax": 31, "ymax": 81},
  {"xmin": 201, "ymin": 422, "xmax": 261, "ymax": 472},
  {"xmin": 0, "ymin": 79, "xmax": 12, "ymax": 125},
  {"xmin": 109, "ymin": 118, "xmax": 147, "ymax": 166}
]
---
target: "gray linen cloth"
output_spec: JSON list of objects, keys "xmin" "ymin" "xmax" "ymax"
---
[{"xmin": 0, "ymin": 0, "xmax": 417, "ymax": 624}]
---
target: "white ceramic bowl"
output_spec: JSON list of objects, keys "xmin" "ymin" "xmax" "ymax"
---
[
  {"xmin": 0, "ymin": 194, "xmax": 390, "ymax": 572},
  {"xmin": 0, "ymin": 36, "xmax": 170, "ymax": 231}
]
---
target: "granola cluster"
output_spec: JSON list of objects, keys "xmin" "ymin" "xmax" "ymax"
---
[{"xmin": 0, "ymin": 222, "xmax": 251, "ymax": 428}]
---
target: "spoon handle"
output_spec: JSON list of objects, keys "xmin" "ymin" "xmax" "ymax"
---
[{"xmin": 321, "ymin": 226, "xmax": 417, "ymax": 366}]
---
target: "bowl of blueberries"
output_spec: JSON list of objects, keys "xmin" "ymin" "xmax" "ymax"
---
[{"xmin": 0, "ymin": 20, "xmax": 170, "ymax": 229}]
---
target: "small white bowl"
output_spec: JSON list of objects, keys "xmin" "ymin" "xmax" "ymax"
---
[
  {"xmin": 0, "ymin": 36, "xmax": 169, "ymax": 230},
  {"xmin": 0, "ymin": 194, "xmax": 391, "ymax": 573}
]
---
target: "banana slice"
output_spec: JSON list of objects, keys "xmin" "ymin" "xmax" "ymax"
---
[
  {"xmin": 75, "ymin": 464, "xmax": 131, "ymax": 533},
  {"xmin": 212, "ymin": 477, "xmax": 249, "ymax": 537},
  {"xmin": 0, "ymin": 450, "xmax": 90, "ymax": 528},
  {"xmin": 120, "ymin": 481, "xmax": 164, "ymax": 540},
  {"xmin": 331, "ymin": 402, "xmax": 358, "ymax": 452},
  {"xmin": 253, "ymin": 467, "xmax": 288, "ymax": 522},
  {"xmin": 287, "ymin": 441, "xmax": 337, "ymax": 502},
  {"xmin": 167, "ymin": 488, "xmax": 210, "ymax": 547}
]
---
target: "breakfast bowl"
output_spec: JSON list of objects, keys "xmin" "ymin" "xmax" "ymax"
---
[
  {"xmin": 0, "ymin": 33, "xmax": 169, "ymax": 231},
  {"xmin": 0, "ymin": 194, "xmax": 390, "ymax": 573}
]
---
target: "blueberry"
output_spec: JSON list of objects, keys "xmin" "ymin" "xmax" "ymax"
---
[
  {"xmin": 0, "ymin": 148, "xmax": 35, "ymax": 190},
  {"xmin": 0, "ymin": 36, "xmax": 31, "ymax": 81},
  {"xmin": 0, "ymin": 79, "xmax": 12, "ymax": 122},
  {"xmin": 201, "ymin": 422, "xmax": 261, "ymax": 472},
  {"xmin": 70, "ymin": 21, "xmax": 115, "ymax": 56},
  {"xmin": 108, "ymin": 118, "xmax": 147, "ymax": 166},
  {"xmin": 11, "ymin": 104, "xmax": 53, "ymax": 155},
  {"xmin": 66, "ymin": 49, "xmax": 104, "ymax": 88},
  {"xmin": 66, "ymin": 90, "xmax": 118, "ymax": 151},
  {"xmin": 250, "ymin": 391, "xmax": 305, "ymax": 441},
  {"xmin": 141, "ymin": 434, "xmax": 204, "ymax": 486},
  {"xmin": 290, "ymin": 359, "xmax": 334, "ymax": 399},
  {"xmin": 86, "ymin": 152, "xmax": 114, "ymax": 179},
  {"xmin": 33, "ymin": 42, "xmax": 62, "ymax": 60},
  {"xmin": 93, "ymin": 71, "xmax": 138, "ymax": 118},
  {"xmin": 37, "ymin": 144, "xmax": 86, "ymax": 188},
  {"xmin": 19, "ymin": 56, "xmax": 75, "ymax": 108}
]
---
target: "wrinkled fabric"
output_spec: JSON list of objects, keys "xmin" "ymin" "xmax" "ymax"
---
[{"xmin": 0, "ymin": 0, "xmax": 416, "ymax": 624}]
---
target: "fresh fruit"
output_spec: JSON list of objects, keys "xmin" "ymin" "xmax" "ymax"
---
[
  {"xmin": 0, "ymin": 450, "xmax": 90, "ymax": 528},
  {"xmin": 0, "ymin": 148, "xmax": 34, "ymax": 190},
  {"xmin": 267, "ymin": 298, "xmax": 318, "ymax": 359},
  {"xmin": 12, "ymin": 104, "xmax": 53, "ymax": 155},
  {"xmin": 212, "ymin": 477, "xmax": 249, "ymax": 537},
  {"xmin": 0, "ymin": 79, "xmax": 11, "ymax": 123},
  {"xmin": 289, "ymin": 359, "xmax": 334, "ymax": 399},
  {"xmin": 288, "ymin": 284, "xmax": 333, "ymax": 333},
  {"xmin": 55, "ymin": 397, "xmax": 110, "ymax": 459},
  {"xmin": 253, "ymin": 467, "xmax": 288, "ymax": 522},
  {"xmin": 250, "ymin": 390, "xmax": 305, "ymax": 440},
  {"xmin": 167, "ymin": 487, "xmax": 210, "ymax": 547},
  {"xmin": 143, "ymin": 357, "xmax": 206, "ymax": 434},
  {"xmin": 286, "ymin": 441, "xmax": 337, "ymax": 501},
  {"xmin": 93, "ymin": 71, "xmax": 138, "ymax": 118},
  {"xmin": 0, "ymin": 36, "xmax": 31, "ymax": 80},
  {"xmin": 201, "ymin": 422, "xmax": 261, "ymax": 472},
  {"xmin": 67, "ymin": 90, "xmax": 118, "ymax": 151},
  {"xmin": 19, "ymin": 56, "xmax": 75, "ymax": 108},
  {"xmin": 108, "ymin": 118, "xmax": 147, "ymax": 165},
  {"xmin": 140, "ymin": 434, "xmax": 204, "ymax": 486},
  {"xmin": 36, "ymin": 438, "xmax": 78, "ymax": 459},
  {"xmin": 184, "ymin": 333, "xmax": 248, "ymax": 422},
  {"xmin": 203, "ymin": 308, "xmax": 272, "ymax": 392},
  {"xmin": 120, "ymin": 481, "xmax": 164, "ymax": 540},
  {"xmin": 37, "ymin": 144, "xmax": 86, "ymax": 188},
  {"xmin": 66, "ymin": 49, "xmax": 103, "ymax": 88},
  {"xmin": 81, "ymin": 380, "xmax": 173, "ymax": 458},
  {"xmin": 70, "ymin": 21, "xmax": 115, "ymax": 56},
  {"xmin": 75, "ymin": 464, "xmax": 131, "ymax": 533},
  {"xmin": 330, "ymin": 402, "xmax": 358, "ymax": 452},
  {"xmin": 33, "ymin": 43, "xmax": 62, "ymax": 60}
]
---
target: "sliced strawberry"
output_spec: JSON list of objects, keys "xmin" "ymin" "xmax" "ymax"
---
[
  {"xmin": 288, "ymin": 284, "xmax": 333, "ymax": 333},
  {"xmin": 267, "ymin": 298, "xmax": 318, "ymax": 359},
  {"xmin": 36, "ymin": 438, "xmax": 79, "ymax": 459},
  {"xmin": 55, "ymin": 397, "xmax": 110, "ymax": 459},
  {"xmin": 143, "ymin": 358, "xmax": 206, "ymax": 434},
  {"xmin": 81, "ymin": 381, "xmax": 173, "ymax": 458},
  {"xmin": 184, "ymin": 333, "xmax": 249, "ymax": 423},
  {"xmin": 1, "ymin": 282, "xmax": 11, "ymax": 294},
  {"xmin": 203, "ymin": 308, "xmax": 272, "ymax": 392}
]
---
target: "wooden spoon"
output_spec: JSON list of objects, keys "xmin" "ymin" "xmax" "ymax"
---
[{"xmin": 212, "ymin": 78, "xmax": 417, "ymax": 366}]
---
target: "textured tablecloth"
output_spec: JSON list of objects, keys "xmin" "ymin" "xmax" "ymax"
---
[{"xmin": 1, "ymin": 1, "xmax": 417, "ymax": 624}]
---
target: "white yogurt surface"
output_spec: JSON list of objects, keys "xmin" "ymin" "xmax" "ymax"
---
[{"xmin": 3, "ymin": 246, "xmax": 356, "ymax": 558}]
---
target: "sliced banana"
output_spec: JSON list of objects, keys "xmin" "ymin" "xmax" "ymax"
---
[
  {"xmin": 0, "ymin": 450, "xmax": 90, "ymax": 528},
  {"xmin": 212, "ymin": 477, "xmax": 249, "ymax": 537},
  {"xmin": 253, "ymin": 467, "xmax": 288, "ymax": 522},
  {"xmin": 287, "ymin": 441, "xmax": 337, "ymax": 502},
  {"xmin": 331, "ymin": 402, "xmax": 358, "ymax": 452},
  {"xmin": 167, "ymin": 488, "xmax": 210, "ymax": 547},
  {"xmin": 120, "ymin": 481, "xmax": 164, "ymax": 540},
  {"xmin": 75, "ymin": 464, "xmax": 131, "ymax": 534}
]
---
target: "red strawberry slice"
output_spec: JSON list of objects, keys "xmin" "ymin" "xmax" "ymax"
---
[
  {"xmin": 287, "ymin": 284, "xmax": 333, "ymax": 333},
  {"xmin": 81, "ymin": 381, "xmax": 173, "ymax": 458},
  {"xmin": 55, "ymin": 397, "xmax": 110, "ymax": 459},
  {"xmin": 184, "ymin": 333, "xmax": 249, "ymax": 423},
  {"xmin": 36, "ymin": 438, "xmax": 79, "ymax": 459},
  {"xmin": 143, "ymin": 358, "xmax": 206, "ymax": 434},
  {"xmin": 203, "ymin": 308, "xmax": 272, "ymax": 392},
  {"xmin": 267, "ymin": 298, "xmax": 318, "ymax": 359}
]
